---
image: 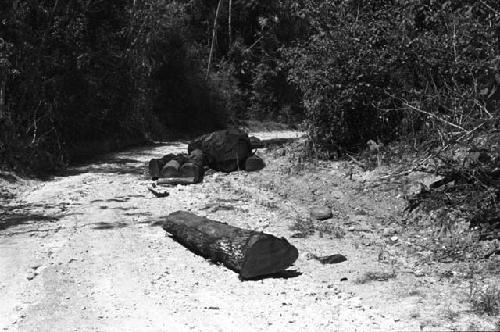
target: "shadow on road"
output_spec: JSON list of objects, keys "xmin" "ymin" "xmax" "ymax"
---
[
  {"xmin": 91, "ymin": 222, "xmax": 129, "ymax": 230},
  {"xmin": 243, "ymin": 269, "xmax": 302, "ymax": 281},
  {"xmin": 0, "ymin": 206, "xmax": 62, "ymax": 231},
  {"xmin": 60, "ymin": 157, "xmax": 145, "ymax": 177},
  {"xmin": 57, "ymin": 141, "xmax": 188, "ymax": 178}
]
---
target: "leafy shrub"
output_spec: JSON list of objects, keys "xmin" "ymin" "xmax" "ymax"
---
[
  {"xmin": 471, "ymin": 283, "xmax": 500, "ymax": 316},
  {"xmin": 281, "ymin": 0, "xmax": 500, "ymax": 153},
  {"xmin": 0, "ymin": 0, "xmax": 228, "ymax": 172}
]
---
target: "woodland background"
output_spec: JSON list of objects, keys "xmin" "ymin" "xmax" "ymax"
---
[{"xmin": 0, "ymin": 0, "xmax": 499, "ymax": 173}]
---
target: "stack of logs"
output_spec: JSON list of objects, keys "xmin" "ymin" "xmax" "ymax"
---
[
  {"xmin": 148, "ymin": 130, "xmax": 266, "ymax": 185},
  {"xmin": 149, "ymin": 148, "xmax": 205, "ymax": 185}
]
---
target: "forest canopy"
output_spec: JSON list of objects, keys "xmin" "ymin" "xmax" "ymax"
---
[{"xmin": 0, "ymin": 0, "xmax": 499, "ymax": 172}]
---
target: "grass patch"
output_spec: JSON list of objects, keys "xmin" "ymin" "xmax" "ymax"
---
[
  {"xmin": 470, "ymin": 283, "xmax": 500, "ymax": 316},
  {"xmin": 290, "ymin": 218, "xmax": 315, "ymax": 238},
  {"xmin": 355, "ymin": 270, "xmax": 397, "ymax": 284},
  {"xmin": 290, "ymin": 218, "xmax": 346, "ymax": 239}
]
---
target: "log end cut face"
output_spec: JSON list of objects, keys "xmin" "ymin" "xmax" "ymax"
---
[{"xmin": 239, "ymin": 235, "xmax": 299, "ymax": 280}]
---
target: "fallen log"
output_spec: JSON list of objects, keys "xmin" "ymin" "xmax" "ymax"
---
[
  {"xmin": 179, "ymin": 149, "xmax": 204, "ymax": 183},
  {"xmin": 245, "ymin": 154, "xmax": 265, "ymax": 172},
  {"xmin": 157, "ymin": 177, "xmax": 197, "ymax": 186},
  {"xmin": 188, "ymin": 129, "xmax": 252, "ymax": 172},
  {"xmin": 161, "ymin": 155, "xmax": 186, "ymax": 178},
  {"xmin": 163, "ymin": 211, "xmax": 298, "ymax": 279},
  {"xmin": 148, "ymin": 154, "xmax": 185, "ymax": 180},
  {"xmin": 148, "ymin": 159, "xmax": 163, "ymax": 180}
]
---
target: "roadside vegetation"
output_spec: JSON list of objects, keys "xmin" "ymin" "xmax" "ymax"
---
[
  {"xmin": 0, "ymin": 1, "xmax": 499, "ymax": 326},
  {"xmin": 1, "ymin": 1, "xmax": 499, "ymax": 173}
]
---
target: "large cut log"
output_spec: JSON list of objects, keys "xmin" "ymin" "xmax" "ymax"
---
[
  {"xmin": 188, "ymin": 129, "xmax": 253, "ymax": 172},
  {"xmin": 163, "ymin": 211, "xmax": 298, "ymax": 279}
]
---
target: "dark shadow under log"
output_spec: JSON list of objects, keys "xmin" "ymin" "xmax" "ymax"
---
[{"xmin": 163, "ymin": 211, "xmax": 299, "ymax": 279}]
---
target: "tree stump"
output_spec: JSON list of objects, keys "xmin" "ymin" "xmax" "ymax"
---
[{"xmin": 163, "ymin": 211, "xmax": 299, "ymax": 279}]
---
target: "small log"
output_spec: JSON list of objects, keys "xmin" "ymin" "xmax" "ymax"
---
[
  {"xmin": 163, "ymin": 211, "xmax": 298, "ymax": 279},
  {"xmin": 245, "ymin": 155, "xmax": 265, "ymax": 172},
  {"xmin": 149, "ymin": 154, "xmax": 186, "ymax": 179},
  {"xmin": 157, "ymin": 177, "xmax": 197, "ymax": 186},
  {"xmin": 161, "ymin": 155, "xmax": 186, "ymax": 178},
  {"xmin": 187, "ymin": 148, "xmax": 204, "ymax": 166},
  {"xmin": 179, "ymin": 149, "xmax": 205, "ymax": 183},
  {"xmin": 161, "ymin": 159, "xmax": 182, "ymax": 178},
  {"xmin": 148, "ymin": 159, "xmax": 163, "ymax": 180},
  {"xmin": 249, "ymin": 136, "xmax": 264, "ymax": 149}
]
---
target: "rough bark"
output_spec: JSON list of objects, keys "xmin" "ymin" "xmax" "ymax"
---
[
  {"xmin": 161, "ymin": 159, "xmax": 182, "ymax": 178},
  {"xmin": 179, "ymin": 149, "xmax": 204, "ymax": 183},
  {"xmin": 163, "ymin": 211, "xmax": 298, "ymax": 279},
  {"xmin": 188, "ymin": 129, "xmax": 252, "ymax": 172},
  {"xmin": 148, "ymin": 159, "xmax": 162, "ymax": 180},
  {"xmin": 157, "ymin": 177, "xmax": 197, "ymax": 186},
  {"xmin": 245, "ymin": 155, "xmax": 265, "ymax": 172}
]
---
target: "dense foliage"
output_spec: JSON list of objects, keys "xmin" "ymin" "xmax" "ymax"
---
[
  {"xmin": 281, "ymin": 0, "xmax": 500, "ymax": 151},
  {"xmin": 0, "ymin": 0, "xmax": 225, "ymax": 172},
  {"xmin": 1, "ymin": 0, "xmax": 499, "ymax": 172},
  {"xmin": 178, "ymin": 0, "xmax": 500, "ymax": 151}
]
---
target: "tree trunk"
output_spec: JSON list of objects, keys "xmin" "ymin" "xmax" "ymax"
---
[
  {"xmin": 0, "ymin": 77, "xmax": 5, "ymax": 120},
  {"xmin": 163, "ymin": 211, "xmax": 298, "ymax": 279},
  {"xmin": 206, "ymin": 0, "xmax": 223, "ymax": 79},
  {"xmin": 228, "ymin": 0, "xmax": 233, "ymax": 45}
]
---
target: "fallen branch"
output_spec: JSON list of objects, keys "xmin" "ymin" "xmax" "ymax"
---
[
  {"xmin": 346, "ymin": 153, "xmax": 366, "ymax": 169},
  {"xmin": 385, "ymin": 92, "xmax": 467, "ymax": 132}
]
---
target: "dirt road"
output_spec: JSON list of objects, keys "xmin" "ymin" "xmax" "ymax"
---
[{"xmin": 1, "ymin": 131, "xmax": 497, "ymax": 331}]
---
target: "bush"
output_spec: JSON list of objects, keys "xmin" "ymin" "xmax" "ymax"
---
[
  {"xmin": 471, "ymin": 283, "xmax": 500, "ymax": 316},
  {"xmin": 0, "ymin": 0, "xmax": 228, "ymax": 172},
  {"xmin": 281, "ymin": 0, "xmax": 500, "ymax": 153}
]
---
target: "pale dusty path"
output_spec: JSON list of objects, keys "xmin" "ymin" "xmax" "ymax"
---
[{"xmin": 0, "ymin": 131, "xmax": 492, "ymax": 331}]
